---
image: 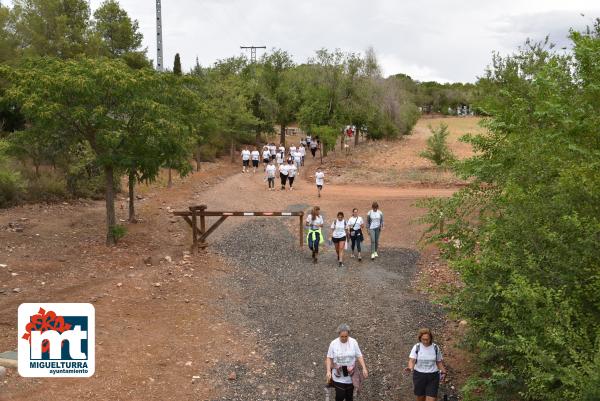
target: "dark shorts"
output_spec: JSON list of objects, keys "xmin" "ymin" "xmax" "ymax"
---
[
  {"xmin": 332, "ymin": 236, "xmax": 346, "ymax": 244},
  {"xmin": 243, "ymin": 160, "xmax": 249, "ymax": 167},
  {"xmin": 270, "ymin": 155, "xmax": 276, "ymax": 160},
  {"xmin": 252, "ymin": 160, "xmax": 259, "ymax": 167},
  {"xmin": 317, "ymin": 185, "xmax": 323, "ymax": 190},
  {"xmin": 263, "ymin": 158, "xmax": 270, "ymax": 164},
  {"xmin": 413, "ymin": 370, "xmax": 440, "ymax": 397}
]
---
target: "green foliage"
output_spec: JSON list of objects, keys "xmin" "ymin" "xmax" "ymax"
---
[
  {"xmin": 93, "ymin": 0, "xmax": 143, "ymax": 58},
  {"xmin": 108, "ymin": 224, "xmax": 126, "ymax": 242},
  {"xmin": 419, "ymin": 123, "xmax": 455, "ymax": 166},
  {"xmin": 420, "ymin": 20, "xmax": 600, "ymax": 401},
  {"xmin": 0, "ymin": 168, "xmax": 25, "ymax": 207},
  {"xmin": 173, "ymin": 53, "xmax": 182, "ymax": 76}
]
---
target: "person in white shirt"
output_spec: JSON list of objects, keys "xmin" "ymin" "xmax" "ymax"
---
[
  {"xmin": 286, "ymin": 160, "xmax": 297, "ymax": 190},
  {"xmin": 310, "ymin": 140, "xmax": 318, "ymax": 158},
  {"xmin": 265, "ymin": 161, "xmax": 277, "ymax": 190},
  {"xmin": 306, "ymin": 135, "xmax": 312, "ymax": 147},
  {"xmin": 330, "ymin": 212, "xmax": 348, "ymax": 267},
  {"xmin": 241, "ymin": 147, "xmax": 251, "ymax": 173},
  {"xmin": 293, "ymin": 150, "xmax": 302, "ymax": 170},
  {"xmin": 305, "ymin": 206, "xmax": 323, "ymax": 263},
  {"xmin": 262, "ymin": 147, "xmax": 271, "ymax": 170},
  {"xmin": 250, "ymin": 147, "xmax": 260, "ymax": 174},
  {"xmin": 278, "ymin": 144, "xmax": 285, "ymax": 155},
  {"xmin": 299, "ymin": 144, "xmax": 306, "ymax": 166},
  {"xmin": 326, "ymin": 323, "xmax": 369, "ymax": 401},
  {"xmin": 278, "ymin": 162, "xmax": 289, "ymax": 190},
  {"xmin": 315, "ymin": 167, "xmax": 325, "ymax": 198},
  {"xmin": 276, "ymin": 149, "xmax": 285, "ymax": 165},
  {"xmin": 404, "ymin": 328, "xmax": 446, "ymax": 401},
  {"xmin": 366, "ymin": 201, "xmax": 384, "ymax": 260},
  {"xmin": 346, "ymin": 208, "xmax": 365, "ymax": 261},
  {"xmin": 269, "ymin": 143, "xmax": 277, "ymax": 160}
]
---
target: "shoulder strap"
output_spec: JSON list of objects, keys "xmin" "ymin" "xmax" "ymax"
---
[{"xmin": 415, "ymin": 343, "xmax": 420, "ymax": 359}]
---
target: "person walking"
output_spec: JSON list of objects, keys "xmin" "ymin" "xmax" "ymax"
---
[
  {"xmin": 293, "ymin": 148, "xmax": 302, "ymax": 170},
  {"xmin": 346, "ymin": 208, "xmax": 364, "ymax": 261},
  {"xmin": 262, "ymin": 146, "xmax": 271, "ymax": 170},
  {"xmin": 299, "ymin": 143, "xmax": 306, "ymax": 166},
  {"xmin": 251, "ymin": 147, "xmax": 260, "ymax": 174},
  {"xmin": 269, "ymin": 142, "xmax": 277, "ymax": 160},
  {"xmin": 287, "ymin": 159, "xmax": 298, "ymax": 190},
  {"xmin": 326, "ymin": 323, "xmax": 368, "ymax": 401},
  {"xmin": 404, "ymin": 328, "xmax": 447, "ymax": 401},
  {"xmin": 279, "ymin": 161, "xmax": 289, "ymax": 190},
  {"xmin": 241, "ymin": 146, "xmax": 251, "ymax": 173},
  {"xmin": 276, "ymin": 148, "xmax": 285, "ymax": 166},
  {"xmin": 367, "ymin": 201, "xmax": 383, "ymax": 261},
  {"xmin": 265, "ymin": 160, "xmax": 276, "ymax": 191},
  {"xmin": 310, "ymin": 139, "xmax": 318, "ymax": 158},
  {"xmin": 330, "ymin": 212, "xmax": 348, "ymax": 267},
  {"xmin": 306, "ymin": 206, "xmax": 324, "ymax": 263},
  {"xmin": 315, "ymin": 167, "xmax": 325, "ymax": 198}
]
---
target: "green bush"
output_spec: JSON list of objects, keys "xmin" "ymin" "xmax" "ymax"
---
[
  {"xmin": 0, "ymin": 169, "xmax": 26, "ymax": 207},
  {"xmin": 25, "ymin": 173, "xmax": 68, "ymax": 202},
  {"xmin": 419, "ymin": 123, "xmax": 455, "ymax": 166}
]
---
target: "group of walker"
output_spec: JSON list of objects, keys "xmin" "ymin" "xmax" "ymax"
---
[
  {"xmin": 241, "ymin": 136, "xmax": 322, "ymax": 192},
  {"xmin": 306, "ymin": 202, "xmax": 384, "ymax": 265},
  {"xmin": 327, "ymin": 325, "xmax": 447, "ymax": 401}
]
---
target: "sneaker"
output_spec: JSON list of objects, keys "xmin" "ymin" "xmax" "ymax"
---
[
  {"xmin": 371, "ymin": 252, "xmax": 375, "ymax": 260},
  {"xmin": 338, "ymin": 261, "xmax": 342, "ymax": 267},
  {"xmin": 350, "ymin": 254, "xmax": 355, "ymax": 259},
  {"xmin": 340, "ymin": 263, "xmax": 345, "ymax": 268},
  {"xmin": 358, "ymin": 256, "xmax": 362, "ymax": 262},
  {"xmin": 374, "ymin": 251, "xmax": 379, "ymax": 258}
]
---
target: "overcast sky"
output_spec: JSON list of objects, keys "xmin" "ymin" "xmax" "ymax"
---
[{"xmin": 14, "ymin": 0, "xmax": 600, "ymax": 82}]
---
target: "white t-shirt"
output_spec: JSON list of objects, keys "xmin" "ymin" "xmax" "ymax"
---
[
  {"xmin": 306, "ymin": 135, "xmax": 312, "ymax": 143},
  {"xmin": 251, "ymin": 150, "xmax": 260, "ymax": 161},
  {"xmin": 409, "ymin": 343, "xmax": 442, "ymax": 373},
  {"xmin": 299, "ymin": 146, "xmax": 306, "ymax": 156},
  {"xmin": 327, "ymin": 337, "xmax": 363, "ymax": 384},
  {"xmin": 262, "ymin": 150, "xmax": 271, "ymax": 160},
  {"xmin": 306, "ymin": 214, "xmax": 323, "ymax": 230},
  {"xmin": 347, "ymin": 216, "xmax": 364, "ymax": 231},
  {"xmin": 241, "ymin": 150, "xmax": 251, "ymax": 161},
  {"xmin": 290, "ymin": 146, "xmax": 297, "ymax": 154},
  {"xmin": 276, "ymin": 152, "xmax": 284, "ymax": 164},
  {"xmin": 331, "ymin": 219, "xmax": 347, "ymax": 239},
  {"xmin": 287, "ymin": 164, "xmax": 297, "ymax": 178},
  {"xmin": 269, "ymin": 145, "xmax": 276, "ymax": 155},
  {"xmin": 279, "ymin": 164, "xmax": 289, "ymax": 176},
  {"xmin": 315, "ymin": 171, "xmax": 325, "ymax": 186},
  {"xmin": 293, "ymin": 151, "xmax": 302, "ymax": 162},
  {"xmin": 278, "ymin": 146, "xmax": 285, "ymax": 154},
  {"xmin": 265, "ymin": 164, "xmax": 276, "ymax": 178},
  {"xmin": 310, "ymin": 141, "xmax": 318, "ymax": 149},
  {"xmin": 367, "ymin": 210, "xmax": 383, "ymax": 229}
]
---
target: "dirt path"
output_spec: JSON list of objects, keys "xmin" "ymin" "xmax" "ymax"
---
[{"xmin": 0, "ymin": 123, "xmax": 465, "ymax": 400}]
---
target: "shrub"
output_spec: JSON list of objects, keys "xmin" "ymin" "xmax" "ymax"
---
[
  {"xmin": 0, "ymin": 169, "xmax": 26, "ymax": 208},
  {"xmin": 419, "ymin": 123, "xmax": 455, "ymax": 166},
  {"xmin": 25, "ymin": 173, "xmax": 68, "ymax": 202}
]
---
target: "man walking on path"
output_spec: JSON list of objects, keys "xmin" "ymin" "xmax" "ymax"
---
[{"xmin": 367, "ymin": 201, "xmax": 384, "ymax": 261}]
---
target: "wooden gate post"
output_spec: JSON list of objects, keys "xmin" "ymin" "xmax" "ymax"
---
[
  {"xmin": 299, "ymin": 212, "xmax": 304, "ymax": 247},
  {"xmin": 190, "ymin": 207, "xmax": 198, "ymax": 253}
]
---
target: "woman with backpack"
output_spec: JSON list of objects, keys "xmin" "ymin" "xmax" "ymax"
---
[
  {"xmin": 330, "ymin": 211, "xmax": 348, "ymax": 267},
  {"xmin": 346, "ymin": 208, "xmax": 364, "ymax": 262},
  {"xmin": 306, "ymin": 206, "xmax": 324, "ymax": 263},
  {"xmin": 404, "ymin": 328, "xmax": 447, "ymax": 401}
]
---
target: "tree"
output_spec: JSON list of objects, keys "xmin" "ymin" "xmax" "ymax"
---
[
  {"xmin": 173, "ymin": 53, "xmax": 182, "ymax": 76},
  {"xmin": 2, "ymin": 57, "xmax": 196, "ymax": 244},
  {"xmin": 12, "ymin": 0, "xmax": 92, "ymax": 58},
  {"xmin": 0, "ymin": 5, "xmax": 19, "ymax": 63},
  {"xmin": 419, "ymin": 21, "xmax": 600, "ymax": 401},
  {"xmin": 260, "ymin": 49, "xmax": 298, "ymax": 146},
  {"xmin": 419, "ymin": 123, "xmax": 455, "ymax": 166}
]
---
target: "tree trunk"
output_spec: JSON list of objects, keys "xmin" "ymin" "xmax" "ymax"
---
[
  {"xmin": 195, "ymin": 147, "xmax": 201, "ymax": 172},
  {"xmin": 340, "ymin": 132, "xmax": 344, "ymax": 152},
  {"xmin": 279, "ymin": 124, "xmax": 286, "ymax": 147},
  {"xmin": 255, "ymin": 129, "xmax": 262, "ymax": 145},
  {"xmin": 34, "ymin": 163, "xmax": 40, "ymax": 178},
  {"xmin": 128, "ymin": 171, "xmax": 136, "ymax": 223},
  {"xmin": 167, "ymin": 167, "xmax": 173, "ymax": 188},
  {"xmin": 230, "ymin": 138, "xmax": 235, "ymax": 163},
  {"xmin": 355, "ymin": 126, "xmax": 359, "ymax": 146},
  {"xmin": 105, "ymin": 165, "xmax": 117, "ymax": 246}
]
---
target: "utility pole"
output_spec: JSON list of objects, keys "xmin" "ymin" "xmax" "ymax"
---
[
  {"xmin": 156, "ymin": 0, "xmax": 164, "ymax": 71},
  {"xmin": 240, "ymin": 46, "xmax": 266, "ymax": 63}
]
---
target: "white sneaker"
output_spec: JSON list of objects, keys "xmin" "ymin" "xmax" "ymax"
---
[
  {"xmin": 374, "ymin": 251, "xmax": 379, "ymax": 258},
  {"xmin": 350, "ymin": 254, "xmax": 355, "ymax": 259},
  {"xmin": 371, "ymin": 253, "xmax": 375, "ymax": 260}
]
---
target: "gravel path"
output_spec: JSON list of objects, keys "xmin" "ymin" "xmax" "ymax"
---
[{"xmin": 211, "ymin": 217, "xmax": 450, "ymax": 401}]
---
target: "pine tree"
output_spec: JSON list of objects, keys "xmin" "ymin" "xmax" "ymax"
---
[{"xmin": 173, "ymin": 53, "xmax": 182, "ymax": 76}]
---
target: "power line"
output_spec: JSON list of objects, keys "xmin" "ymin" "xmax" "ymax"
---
[
  {"xmin": 156, "ymin": 0, "xmax": 164, "ymax": 71},
  {"xmin": 240, "ymin": 46, "xmax": 266, "ymax": 63}
]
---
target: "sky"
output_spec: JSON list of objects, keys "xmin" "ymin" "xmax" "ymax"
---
[{"xmin": 11, "ymin": 0, "xmax": 600, "ymax": 82}]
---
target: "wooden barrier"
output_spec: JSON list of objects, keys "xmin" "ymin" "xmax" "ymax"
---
[{"xmin": 173, "ymin": 205, "xmax": 305, "ymax": 253}]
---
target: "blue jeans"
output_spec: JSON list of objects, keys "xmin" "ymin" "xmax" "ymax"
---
[{"xmin": 369, "ymin": 228, "xmax": 381, "ymax": 253}]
